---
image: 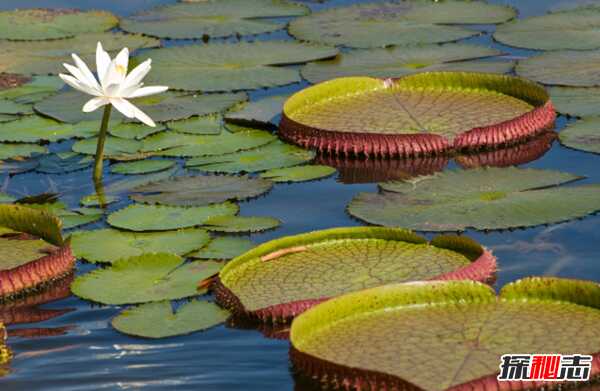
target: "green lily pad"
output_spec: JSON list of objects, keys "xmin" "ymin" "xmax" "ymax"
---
[
  {"xmin": 121, "ymin": 0, "xmax": 308, "ymax": 39},
  {"xmin": 187, "ymin": 141, "xmax": 315, "ymax": 173},
  {"xmin": 0, "ymin": 143, "xmax": 47, "ymax": 160},
  {"xmin": 301, "ymin": 44, "xmax": 511, "ymax": 84},
  {"xmin": 71, "ymin": 228, "xmax": 210, "ymax": 264},
  {"xmin": 72, "ymin": 136, "xmax": 142, "ymax": 157},
  {"xmin": 216, "ymin": 227, "xmax": 494, "ymax": 321},
  {"xmin": 203, "ymin": 215, "xmax": 281, "ymax": 233},
  {"xmin": 348, "ymin": 167, "xmax": 600, "ymax": 231},
  {"xmin": 225, "ymin": 95, "xmax": 288, "ymax": 127},
  {"xmin": 35, "ymin": 90, "xmax": 246, "ymax": 123},
  {"xmin": 25, "ymin": 202, "xmax": 103, "ymax": 230},
  {"xmin": 139, "ymin": 41, "xmax": 338, "ymax": 92},
  {"xmin": 289, "ymin": 1, "xmax": 515, "ymax": 48},
  {"xmin": 167, "ymin": 115, "xmax": 224, "ymax": 135},
  {"xmin": 71, "ymin": 253, "xmax": 223, "ymax": 304},
  {"xmin": 559, "ymin": 118, "xmax": 600, "ymax": 154},
  {"xmin": 0, "ymin": 116, "xmax": 95, "ymax": 143},
  {"xmin": 130, "ymin": 175, "xmax": 273, "ymax": 206},
  {"xmin": 111, "ymin": 159, "xmax": 175, "ymax": 175},
  {"xmin": 494, "ymin": 8, "xmax": 600, "ymax": 50},
  {"xmin": 145, "ymin": 128, "xmax": 276, "ymax": 157},
  {"xmin": 0, "ymin": 100, "xmax": 32, "ymax": 115},
  {"xmin": 102, "ymin": 167, "xmax": 177, "ymax": 196},
  {"xmin": 517, "ymin": 50, "xmax": 600, "ymax": 87},
  {"xmin": 59, "ymin": 212, "xmax": 102, "ymax": 230},
  {"xmin": 190, "ymin": 237, "xmax": 255, "ymax": 260},
  {"xmin": 112, "ymin": 300, "xmax": 230, "ymax": 339},
  {"xmin": 290, "ymin": 278, "xmax": 600, "ymax": 391},
  {"xmin": 108, "ymin": 202, "xmax": 239, "ymax": 232},
  {"xmin": 80, "ymin": 194, "xmax": 118, "ymax": 207},
  {"xmin": 0, "ymin": 32, "xmax": 160, "ymax": 75},
  {"xmin": 108, "ymin": 122, "xmax": 166, "ymax": 140},
  {"xmin": 0, "ymin": 9, "xmax": 118, "ymax": 40},
  {"xmin": 260, "ymin": 165, "xmax": 336, "ymax": 182},
  {"xmin": 0, "ymin": 76, "xmax": 64, "ymax": 104},
  {"xmin": 0, "ymin": 115, "xmax": 17, "ymax": 123},
  {"xmin": 37, "ymin": 152, "xmax": 93, "ymax": 174},
  {"xmin": 549, "ymin": 86, "xmax": 600, "ymax": 117}
]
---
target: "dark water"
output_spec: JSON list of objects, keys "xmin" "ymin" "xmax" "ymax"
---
[{"xmin": 2, "ymin": 0, "xmax": 599, "ymax": 390}]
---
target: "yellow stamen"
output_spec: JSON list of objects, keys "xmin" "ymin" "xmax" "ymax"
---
[{"xmin": 115, "ymin": 64, "xmax": 126, "ymax": 75}]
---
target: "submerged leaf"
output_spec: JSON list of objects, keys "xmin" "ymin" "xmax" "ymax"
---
[
  {"xmin": 203, "ymin": 215, "xmax": 281, "ymax": 233},
  {"xmin": 559, "ymin": 118, "xmax": 600, "ymax": 154},
  {"xmin": 37, "ymin": 152, "xmax": 92, "ymax": 174},
  {"xmin": 260, "ymin": 165, "xmax": 336, "ymax": 182},
  {"xmin": 190, "ymin": 237, "xmax": 255, "ymax": 260},
  {"xmin": 112, "ymin": 300, "xmax": 230, "ymax": 338}
]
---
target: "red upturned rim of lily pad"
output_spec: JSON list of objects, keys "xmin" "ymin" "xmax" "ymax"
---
[
  {"xmin": 212, "ymin": 227, "xmax": 496, "ymax": 324},
  {"xmin": 289, "ymin": 278, "xmax": 600, "ymax": 391},
  {"xmin": 279, "ymin": 72, "xmax": 556, "ymax": 158}
]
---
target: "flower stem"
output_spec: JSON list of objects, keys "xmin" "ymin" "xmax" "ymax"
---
[{"xmin": 93, "ymin": 105, "xmax": 112, "ymax": 183}]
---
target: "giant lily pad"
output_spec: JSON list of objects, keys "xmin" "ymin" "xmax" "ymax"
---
[
  {"xmin": 348, "ymin": 167, "xmax": 600, "ymax": 231},
  {"xmin": 559, "ymin": 118, "xmax": 600, "ymax": 154},
  {"xmin": 0, "ymin": 32, "xmax": 159, "ymax": 75},
  {"xmin": 72, "ymin": 253, "xmax": 223, "ymax": 304},
  {"xmin": 517, "ymin": 50, "xmax": 600, "ymax": 87},
  {"xmin": 130, "ymin": 175, "xmax": 273, "ymax": 206},
  {"xmin": 107, "ymin": 202, "xmax": 239, "ymax": 231},
  {"xmin": 0, "ymin": 143, "xmax": 47, "ymax": 160},
  {"xmin": 138, "ymin": 42, "xmax": 338, "ymax": 92},
  {"xmin": 288, "ymin": 1, "xmax": 515, "ymax": 48},
  {"xmin": 112, "ymin": 300, "xmax": 230, "ymax": 339},
  {"xmin": 187, "ymin": 141, "xmax": 315, "ymax": 173},
  {"xmin": 301, "ymin": 44, "xmax": 512, "ymax": 84},
  {"xmin": 35, "ymin": 91, "xmax": 246, "ymax": 123},
  {"xmin": 0, "ymin": 116, "xmax": 94, "ymax": 143},
  {"xmin": 121, "ymin": 0, "xmax": 308, "ymax": 39},
  {"xmin": 203, "ymin": 215, "xmax": 281, "ymax": 233},
  {"xmin": 71, "ymin": 228, "xmax": 210, "ymax": 264},
  {"xmin": 260, "ymin": 165, "xmax": 336, "ymax": 182},
  {"xmin": 0, "ymin": 9, "xmax": 118, "ymax": 40},
  {"xmin": 214, "ymin": 227, "xmax": 495, "ymax": 322},
  {"xmin": 494, "ymin": 8, "xmax": 600, "ymax": 50},
  {"xmin": 290, "ymin": 278, "xmax": 600, "ymax": 391},
  {"xmin": 280, "ymin": 73, "xmax": 555, "ymax": 157},
  {"xmin": 549, "ymin": 87, "xmax": 600, "ymax": 116},
  {"xmin": 190, "ymin": 237, "xmax": 255, "ymax": 260}
]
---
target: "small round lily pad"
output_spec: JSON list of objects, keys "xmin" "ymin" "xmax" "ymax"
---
[
  {"xmin": 112, "ymin": 300, "xmax": 230, "ymax": 339},
  {"xmin": 107, "ymin": 202, "xmax": 239, "ymax": 232},
  {"xmin": 71, "ymin": 253, "xmax": 223, "ymax": 305},
  {"xmin": 559, "ymin": 118, "xmax": 600, "ymax": 154},
  {"xmin": 111, "ymin": 160, "xmax": 175, "ymax": 175},
  {"xmin": 71, "ymin": 228, "xmax": 210, "ymax": 264},
  {"xmin": 517, "ymin": 50, "xmax": 600, "ymax": 87},
  {"xmin": 190, "ymin": 237, "xmax": 255, "ymax": 260},
  {"xmin": 280, "ymin": 73, "xmax": 555, "ymax": 157},
  {"xmin": 260, "ymin": 165, "xmax": 336, "ymax": 183},
  {"xmin": 290, "ymin": 278, "xmax": 600, "ymax": 390},
  {"xmin": 203, "ymin": 215, "xmax": 281, "ymax": 233},
  {"xmin": 214, "ymin": 227, "xmax": 496, "ymax": 322}
]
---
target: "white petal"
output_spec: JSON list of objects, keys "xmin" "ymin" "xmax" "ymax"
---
[
  {"xmin": 113, "ymin": 47, "xmax": 129, "ymax": 83},
  {"xmin": 96, "ymin": 42, "xmax": 112, "ymax": 88},
  {"xmin": 63, "ymin": 63, "xmax": 93, "ymax": 87},
  {"xmin": 59, "ymin": 74, "xmax": 101, "ymax": 96},
  {"xmin": 120, "ymin": 59, "xmax": 151, "ymax": 92},
  {"xmin": 125, "ymin": 85, "xmax": 168, "ymax": 99},
  {"xmin": 71, "ymin": 53, "xmax": 101, "ymax": 91},
  {"xmin": 82, "ymin": 97, "xmax": 109, "ymax": 113},
  {"xmin": 133, "ymin": 107, "xmax": 156, "ymax": 127},
  {"xmin": 109, "ymin": 97, "xmax": 137, "ymax": 118}
]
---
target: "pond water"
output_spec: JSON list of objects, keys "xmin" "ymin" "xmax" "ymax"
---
[{"xmin": 2, "ymin": 0, "xmax": 600, "ymax": 390}]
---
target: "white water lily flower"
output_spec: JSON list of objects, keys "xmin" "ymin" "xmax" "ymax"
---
[{"xmin": 59, "ymin": 42, "xmax": 168, "ymax": 127}]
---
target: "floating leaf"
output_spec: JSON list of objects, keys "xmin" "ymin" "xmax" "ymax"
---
[
  {"xmin": 517, "ymin": 50, "xmax": 600, "ymax": 87},
  {"xmin": 190, "ymin": 237, "xmax": 255, "ymax": 260},
  {"xmin": 0, "ymin": 9, "xmax": 118, "ymax": 40},
  {"xmin": 36, "ymin": 90, "xmax": 245, "ymax": 123},
  {"xmin": 108, "ymin": 202, "xmax": 239, "ymax": 232},
  {"xmin": 494, "ymin": 9, "xmax": 600, "ymax": 50},
  {"xmin": 71, "ymin": 228, "xmax": 210, "ymax": 264},
  {"xmin": 0, "ymin": 100, "xmax": 32, "ymax": 115},
  {"xmin": 280, "ymin": 74, "xmax": 554, "ymax": 157},
  {"xmin": 215, "ymin": 227, "xmax": 495, "ymax": 322},
  {"xmin": 167, "ymin": 115, "xmax": 224, "ymax": 135},
  {"xmin": 80, "ymin": 194, "xmax": 118, "ymax": 207},
  {"xmin": 348, "ymin": 167, "xmax": 600, "ymax": 231},
  {"xmin": 0, "ymin": 76, "xmax": 63, "ymax": 104},
  {"xmin": 108, "ymin": 122, "xmax": 166, "ymax": 140},
  {"xmin": 25, "ymin": 203, "xmax": 102, "ymax": 230},
  {"xmin": 559, "ymin": 118, "xmax": 600, "ymax": 154},
  {"xmin": 37, "ymin": 152, "xmax": 93, "ymax": 174},
  {"xmin": 59, "ymin": 212, "xmax": 102, "ymax": 230},
  {"xmin": 203, "ymin": 215, "xmax": 281, "ymax": 233},
  {"xmin": 0, "ymin": 116, "xmax": 94, "ymax": 143},
  {"xmin": 0, "ymin": 115, "xmax": 17, "ymax": 123},
  {"xmin": 225, "ymin": 95, "xmax": 288, "ymax": 127},
  {"xmin": 260, "ymin": 165, "xmax": 336, "ymax": 182},
  {"xmin": 0, "ymin": 32, "xmax": 159, "ymax": 75},
  {"xmin": 0, "ymin": 143, "xmax": 47, "ymax": 160},
  {"xmin": 72, "ymin": 136, "xmax": 141, "ymax": 157},
  {"xmin": 121, "ymin": 0, "xmax": 308, "ymax": 39},
  {"xmin": 187, "ymin": 141, "xmax": 315, "ymax": 173},
  {"xmin": 290, "ymin": 278, "xmax": 600, "ymax": 391},
  {"xmin": 549, "ymin": 86, "xmax": 600, "ymax": 116},
  {"xmin": 111, "ymin": 159, "xmax": 175, "ymax": 175},
  {"xmin": 301, "ymin": 44, "xmax": 511, "ymax": 84},
  {"xmin": 139, "ymin": 42, "xmax": 338, "ymax": 92},
  {"xmin": 130, "ymin": 175, "xmax": 273, "ymax": 206},
  {"xmin": 112, "ymin": 300, "xmax": 229, "ymax": 339},
  {"xmin": 71, "ymin": 253, "xmax": 223, "ymax": 304},
  {"xmin": 289, "ymin": 1, "xmax": 515, "ymax": 48},
  {"xmin": 102, "ymin": 167, "xmax": 177, "ymax": 196}
]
